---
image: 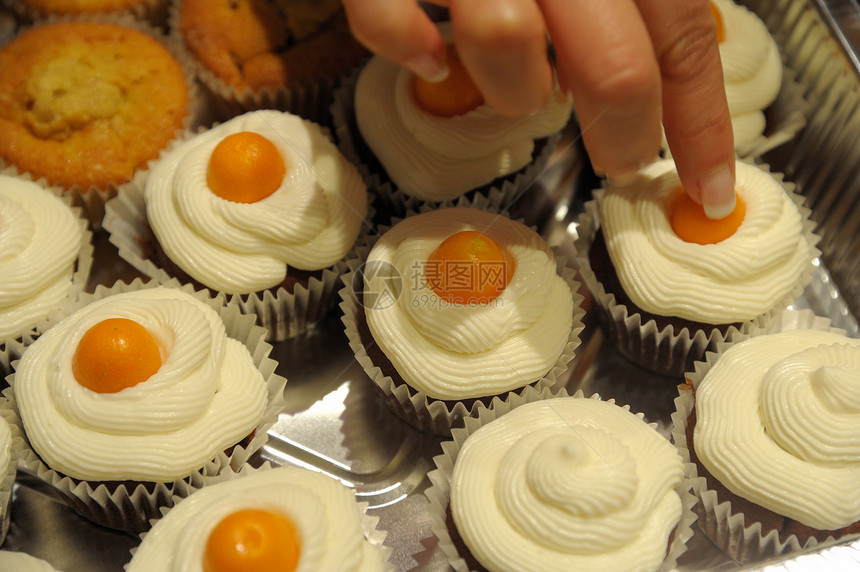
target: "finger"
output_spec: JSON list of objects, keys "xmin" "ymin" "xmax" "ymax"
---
[
  {"xmin": 342, "ymin": 0, "xmax": 448, "ymax": 81},
  {"xmin": 637, "ymin": 0, "xmax": 736, "ymax": 218},
  {"xmin": 538, "ymin": 0, "xmax": 663, "ymax": 180},
  {"xmin": 448, "ymin": 0, "xmax": 554, "ymax": 117}
]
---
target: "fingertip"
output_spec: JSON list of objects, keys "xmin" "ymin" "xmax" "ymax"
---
[{"xmin": 698, "ymin": 163, "xmax": 737, "ymax": 219}]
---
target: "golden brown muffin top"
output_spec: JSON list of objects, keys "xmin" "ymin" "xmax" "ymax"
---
[
  {"xmin": 0, "ymin": 21, "xmax": 189, "ymax": 190},
  {"xmin": 179, "ymin": 0, "xmax": 365, "ymax": 90}
]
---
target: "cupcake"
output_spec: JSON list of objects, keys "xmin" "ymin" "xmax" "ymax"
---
[
  {"xmin": 0, "ymin": 551, "xmax": 61, "ymax": 571},
  {"xmin": 172, "ymin": 0, "xmax": 368, "ymax": 124},
  {"xmin": 0, "ymin": 18, "xmax": 196, "ymax": 227},
  {"xmin": 3, "ymin": 280, "xmax": 287, "ymax": 532},
  {"xmin": 426, "ymin": 388, "xmax": 696, "ymax": 572},
  {"xmin": 104, "ymin": 109, "xmax": 369, "ymax": 340},
  {"xmin": 0, "ymin": 173, "xmax": 93, "ymax": 384},
  {"xmin": 332, "ymin": 22, "xmax": 572, "ymax": 218},
  {"xmin": 673, "ymin": 309, "xmax": 860, "ymax": 563},
  {"xmin": 127, "ymin": 464, "xmax": 391, "ymax": 571},
  {"xmin": 574, "ymin": 158, "xmax": 819, "ymax": 376},
  {"xmin": 0, "ymin": 411, "xmax": 18, "ymax": 545},
  {"xmin": 341, "ymin": 206, "xmax": 584, "ymax": 435}
]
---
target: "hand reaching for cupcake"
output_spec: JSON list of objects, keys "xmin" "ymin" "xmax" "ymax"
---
[{"xmin": 342, "ymin": 0, "xmax": 737, "ymax": 219}]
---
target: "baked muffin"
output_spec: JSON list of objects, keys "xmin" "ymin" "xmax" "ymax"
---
[
  {"xmin": 127, "ymin": 464, "xmax": 390, "ymax": 571},
  {"xmin": 173, "ymin": 0, "xmax": 368, "ymax": 124},
  {"xmin": 574, "ymin": 158, "xmax": 819, "ymax": 376},
  {"xmin": 0, "ymin": 172, "xmax": 93, "ymax": 384},
  {"xmin": 0, "ymin": 551, "xmax": 61, "ymax": 572},
  {"xmin": 0, "ymin": 19, "xmax": 194, "ymax": 227},
  {"xmin": 426, "ymin": 388, "xmax": 696, "ymax": 572},
  {"xmin": 673, "ymin": 309, "xmax": 860, "ymax": 563},
  {"xmin": 341, "ymin": 206, "xmax": 584, "ymax": 435},
  {"xmin": 332, "ymin": 22, "xmax": 572, "ymax": 218},
  {"xmin": 3, "ymin": 280, "xmax": 287, "ymax": 532},
  {"xmin": 104, "ymin": 109, "xmax": 369, "ymax": 340}
]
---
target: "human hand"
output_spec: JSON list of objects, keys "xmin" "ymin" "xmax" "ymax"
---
[{"xmin": 341, "ymin": 0, "xmax": 737, "ymax": 219}]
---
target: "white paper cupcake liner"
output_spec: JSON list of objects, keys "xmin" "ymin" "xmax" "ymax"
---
[
  {"xmin": 168, "ymin": 0, "xmax": 367, "ymax": 127},
  {"xmin": 128, "ymin": 462, "xmax": 394, "ymax": 570},
  {"xmin": 339, "ymin": 205, "xmax": 586, "ymax": 436},
  {"xmin": 103, "ymin": 139, "xmax": 373, "ymax": 342},
  {"xmin": 0, "ymin": 168, "xmax": 94, "ymax": 377},
  {"xmin": 424, "ymin": 386, "xmax": 697, "ymax": 572},
  {"xmin": 0, "ymin": 13, "xmax": 202, "ymax": 230},
  {"xmin": 572, "ymin": 162, "xmax": 821, "ymax": 377},
  {"xmin": 2, "ymin": 278, "xmax": 287, "ymax": 533},
  {"xmin": 330, "ymin": 69, "xmax": 566, "ymax": 222},
  {"xmin": 0, "ymin": 403, "xmax": 22, "ymax": 546},
  {"xmin": 672, "ymin": 308, "xmax": 855, "ymax": 563}
]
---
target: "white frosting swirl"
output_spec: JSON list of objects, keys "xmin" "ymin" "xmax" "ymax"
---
[
  {"xmin": 695, "ymin": 329, "xmax": 860, "ymax": 530},
  {"xmin": 354, "ymin": 23, "xmax": 572, "ymax": 201},
  {"xmin": 14, "ymin": 288, "xmax": 268, "ymax": 482},
  {"xmin": 146, "ymin": 110, "xmax": 368, "ymax": 294},
  {"xmin": 713, "ymin": 0, "xmax": 783, "ymax": 149},
  {"xmin": 599, "ymin": 159, "xmax": 813, "ymax": 324},
  {"xmin": 364, "ymin": 208, "xmax": 574, "ymax": 400},
  {"xmin": 127, "ymin": 467, "xmax": 386, "ymax": 572},
  {"xmin": 451, "ymin": 398, "xmax": 683, "ymax": 572},
  {"xmin": 0, "ymin": 175, "xmax": 84, "ymax": 341},
  {"xmin": 0, "ymin": 552, "xmax": 60, "ymax": 572}
]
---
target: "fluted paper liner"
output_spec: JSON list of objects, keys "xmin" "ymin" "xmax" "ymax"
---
[
  {"xmin": 0, "ymin": 403, "xmax": 22, "ymax": 545},
  {"xmin": 425, "ymin": 386, "xmax": 697, "ymax": 572},
  {"xmin": 572, "ymin": 161, "xmax": 820, "ymax": 377},
  {"xmin": 1, "ymin": 278, "xmax": 287, "ymax": 532}
]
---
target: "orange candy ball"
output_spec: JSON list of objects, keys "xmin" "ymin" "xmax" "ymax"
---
[
  {"xmin": 72, "ymin": 318, "xmax": 162, "ymax": 393},
  {"xmin": 711, "ymin": 1, "xmax": 725, "ymax": 43},
  {"xmin": 426, "ymin": 230, "xmax": 515, "ymax": 305},
  {"xmin": 206, "ymin": 131, "xmax": 286, "ymax": 203},
  {"xmin": 412, "ymin": 44, "xmax": 484, "ymax": 117},
  {"xmin": 670, "ymin": 189, "xmax": 746, "ymax": 245},
  {"xmin": 204, "ymin": 509, "xmax": 301, "ymax": 572}
]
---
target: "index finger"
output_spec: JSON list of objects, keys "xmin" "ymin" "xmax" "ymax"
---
[
  {"xmin": 637, "ymin": 0, "xmax": 737, "ymax": 218},
  {"xmin": 341, "ymin": 0, "xmax": 449, "ymax": 81}
]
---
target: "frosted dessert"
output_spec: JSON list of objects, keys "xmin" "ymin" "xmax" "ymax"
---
[
  {"xmin": 127, "ymin": 466, "xmax": 386, "ymax": 571},
  {"xmin": 712, "ymin": 0, "xmax": 783, "ymax": 149},
  {"xmin": 363, "ymin": 207, "xmax": 574, "ymax": 400},
  {"xmin": 13, "ymin": 287, "xmax": 268, "ymax": 482},
  {"xmin": 0, "ymin": 551, "xmax": 60, "ymax": 572},
  {"xmin": 451, "ymin": 398, "xmax": 684, "ymax": 571},
  {"xmin": 694, "ymin": 329, "xmax": 860, "ymax": 530},
  {"xmin": 145, "ymin": 109, "xmax": 367, "ymax": 295},
  {"xmin": 0, "ymin": 175, "xmax": 88, "ymax": 342},
  {"xmin": 354, "ymin": 23, "xmax": 572, "ymax": 201},
  {"xmin": 598, "ymin": 159, "xmax": 814, "ymax": 325}
]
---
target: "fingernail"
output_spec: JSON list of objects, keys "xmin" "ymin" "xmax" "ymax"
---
[
  {"xmin": 701, "ymin": 164, "xmax": 736, "ymax": 219},
  {"xmin": 406, "ymin": 53, "xmax": 449, "ymax": 83}
]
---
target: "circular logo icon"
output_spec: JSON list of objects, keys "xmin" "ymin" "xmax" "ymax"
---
[{"xmin": 352, "ymin": 259, "xmax": 403, "ymax": 310}]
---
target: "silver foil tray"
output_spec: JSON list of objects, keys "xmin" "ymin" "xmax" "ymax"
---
[{"xmin": 5, "ymin": 0, "xmax": 860, "ymax": 570}]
